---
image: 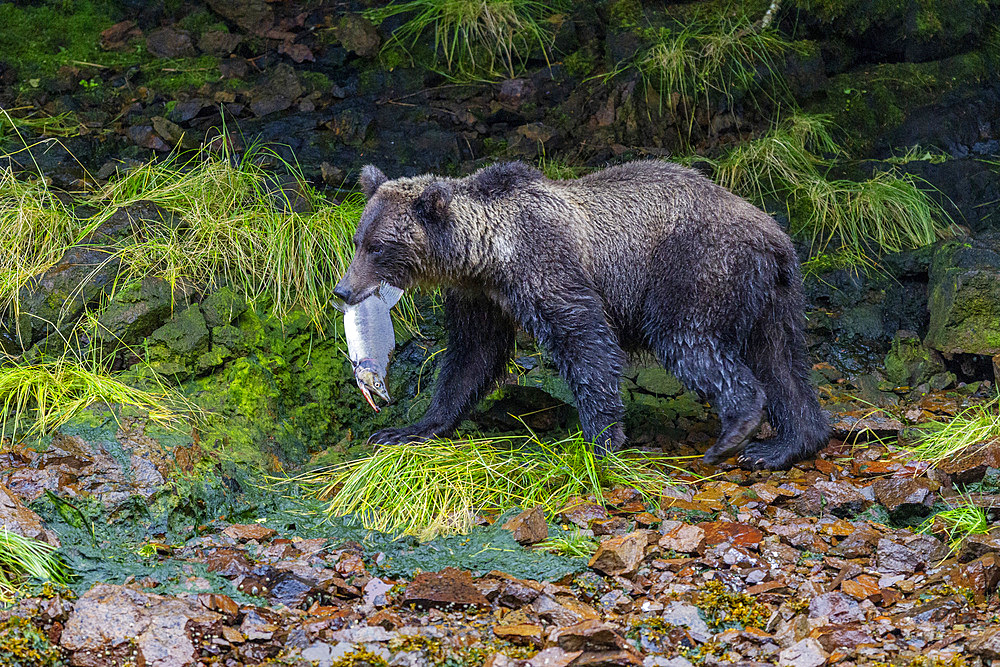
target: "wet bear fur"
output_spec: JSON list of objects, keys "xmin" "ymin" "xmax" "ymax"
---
[{"xmin": 333, "ymin": 160, "xmax": 830, "ymax": 470}]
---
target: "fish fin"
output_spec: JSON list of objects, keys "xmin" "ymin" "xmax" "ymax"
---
[{"xmin": 377, "ymin": 283, "xmax": 404, "ymax": 308}]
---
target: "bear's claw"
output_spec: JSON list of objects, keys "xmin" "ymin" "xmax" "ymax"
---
[{"xmin": 368, "ymin": 422, "xmax": 446, "ymax": 447}]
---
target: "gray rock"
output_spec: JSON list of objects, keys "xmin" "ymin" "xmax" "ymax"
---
[
  {"xmin": 300, "ymin": 641, "xmax": 355, "ymax": 667},
  {"xmin": 661, "ymin": 601, "xmax": 710, "ymax": 641},
  {"xmin": 335, "ymin": 15, "xmax": 380, "ymax": 58},
  {"xmin": 60, "ymin": 584, "xmax": 224, "ymax": 667},
  {"xmin": 146, "ymin": 27, "xmax": 196, "ymax": 58},
  {"xmin": 778, "ymin": 638, "xmax": 828, "ymax": 667},
  {"xmin": 808, "ymin": 591, "xmax": 863, "ymax": 624}
]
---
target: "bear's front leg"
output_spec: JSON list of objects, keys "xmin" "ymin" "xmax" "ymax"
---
[
  {"xmin": 368, "ymin": 289, "xmax": 515, "ymax": 446},
  {"xmin": 527, "ymin": 289, "xmax": 627, "ymax": 457}
]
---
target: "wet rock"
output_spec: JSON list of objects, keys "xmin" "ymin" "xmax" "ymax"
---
[
  {"xmin": 936, "ymin": 440, "xmax": 1000, "ymax": 484},
  {"xmin": 325, "ymin": 106, "xmax": 374, "ymax": 147},
  {"xmin": 791, "ymin": 480, "xmax": 868, "ymax": 518},
  {"xmin": 1, "ymin": 428, "xmax": 167, "ymax": 508},
  {"xmin": 207, "ymin": 0, "xmax": 274, "ymax": 34},
  {"xmin": 969, "ymin": 626, "xmax": 1000, "ymax": 660},
  {"xmin": 830, "ymin": 525, "xmax": 882, "ymax": 558},
  {"xmin": 250, "ymin": 64, "xmax": 302, "ymax": 117},
  {"xmin": 658, "ymin": 521, "xmax": 705, "ymax": 554},
  {"xmin": 0, "ymin": 483, "xmax": 58, "ymax": 546},
  {"xmin": 503, "ymin": 506, "xmax": 548, "ymax": 545},
  {"xmin": 499, "ymin": 78, "xmax": 535, "ymax": 108},
  {"xmin": 363, "ymin": 577, "xmax": 393, "ymax": 609},
  {"xmin": 892, "ymin": 594, "xmax": 970, "ymax": 625},
  {"xmin": 875, "ymin": 535, "xmax": 946, "ymax": 574},
  {"xmin": 925, "ymin": 240, "xmax": 1000, "ymax": 356},
  {"xmin": 558, "ymin": 500, "xmax": 609, "ymax": 528},
  {"xmin": 957, "ymin": 529, "xmax": 1000, "ymax": 562},
  {"xmin": 589, "ymin": 531, "xmax": 650, "ymax": 576},
  {"xmin": 240, "ymin": 607, "xmax": 281, "ymax": 640},
  {"xmin": 267, "ymin": 572, "xmax": 323, "ymax": 609},
  {"xmin": 278, "ymin": 41, "xmax": 314, "ymax": 63},
  {"xmin": 199, "ymin": 30, "xmax": 242, "ymax": 56},
  {"xmin": 60, "ymin": 584, "xmax": 224, "ymax": 667},
  {"xmin": 778, "ymin": 637, "xmax": 828, "ymax": 667},
  {"xmin": 813, "ymin": 623, "xmax": 875, "ymax": 652},
  {"xmin": 16, "ymin": 199, "xmax": 154, "ymax": 341},
  {"xmin": 830, "ymin": 413, "xmax": 904, "ymax": 440},
  {"xmin": 331, "ymin": 625, "xmax": 394, "ymax": 643},
  {"xmin": 335, "ymin": 15, "xmax": 380, "ymax": 58},
  {"xmin": 493, "ymin": 623, "xmax": 543, "ymax": 644},
  {"xmin": 101, "ymin": 20, "xmax": 142, "ymax": 51},
  {"xmin": 697, "ymin": 522, "xmax": 763, "ymax": 553},
  {"xmin": 553, "ymin": 620, "xmax": 624, "ymax": 651},
  {"xmin": 198, "ymin": 593, "xmax": 239, "ymax": 617},
  {"xmin": 809, "ymin": 591, "xmax": 863, "ymax": 625},
  {"xmin": 872, "ymin": 478, "xmax": 936, "ymax": 516},
  {"xmin": 403, "ymin": 567, "xmax": 489, "ymax": 609},
  {"xmin": 223, "ymin": 523, "xmax": 278, "ymax": 542},
  {"xmin": 96, "ymin": 277, "xmax": 174, "ymax": 346},
  {"xmin": 146, "ymin": 27, "xmax": 196, "ymax": 59},
  {"xmin": 945, "ymin": 554, "xmax": 1000, "ymax": 602},
  {"xmin": 528, "ymin": 647, "xmax": 583, "ymax": 667},
  {"xmin": 126, "ymin": 125, "xmax": 171, "ymax": 151}
]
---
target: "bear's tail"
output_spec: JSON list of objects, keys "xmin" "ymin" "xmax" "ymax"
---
[{"xmin": 745, "ymin": 244, "xmax": 830, "ymax": 469}]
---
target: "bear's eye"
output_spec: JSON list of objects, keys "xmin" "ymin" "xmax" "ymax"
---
[{"xmin": 368, "ymin": 242, "xmax": 384, "ymax": 255}]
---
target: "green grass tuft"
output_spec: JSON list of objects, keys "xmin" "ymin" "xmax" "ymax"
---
[
  {"xmin": 918, "ymin": 493, "xmax": 991, "ymax": 557},
  {"xmin": 0, "ymin": 356, "xmax": 183, "ymax": 442},
  {"xmin": 0, "ymin": 529, "xmax": 70, "ymax": 604},
  {"xmin": 610, "ymin": 12, "xmax": 801, "ymax": 142},
  {"xmin": 535, "ymin": 525, "xmax": 598, "ymax": 558},
  {"xmin": 0, "ymin": 166, "xmax": 81, "ymax": 311},
  {"xmin": 293, "ymin": 432, "xmax": 690, "ymax": 540},
  {"xmin": 367, "ymin": 0, "xmax": 567, "ymax": 79},
  {"xmin": 906, "ymin": 397, "xmax": 1000, "ymax": 467},
  {"xmin": 706, "ymin": 113, "xmax": 955, "ymax": 255}
]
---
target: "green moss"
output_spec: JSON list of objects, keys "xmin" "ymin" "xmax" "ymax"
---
[
  {"xmin": 0, "ymin": 1, "xmax": 134, "ymax": 82},
  {"xmin": 0, "ymin": 617, "xmax": 64, "ymax": 667},
  {"xmin": 141, "ymin": 54, "xmax": 222, "ymax": 94},
  {"xmin": 175, "ymin": 9, "xmax": 229, "ymax": 36},
  {"xmin": 694, "ymin": 580, "xmax": 770, "ymax": 630},
  {"xmin": 814, "ymin": 49, "xmax": 996, "ymax": 151},
  {"xmin": 299, "ymin": 70, "xmax": 333, "ymax": 94},
  {"xmin": 563, "ymin": 48, "xmax": 598, "ymax": 78},
  {"xmin": 609, "ymin": 0, "xmax": 644, "ymax": 30}
]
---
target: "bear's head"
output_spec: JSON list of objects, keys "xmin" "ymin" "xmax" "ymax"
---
[{"xmin": 334, "ymin": 165, "xmax": 453, "ymax": 305}]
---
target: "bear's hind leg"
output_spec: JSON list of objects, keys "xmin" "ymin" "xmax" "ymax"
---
[
  {"xmin": 526, "ymin": 291, "xmax": 627, "ymax": 457},
  {"xmin": 369, "ymin": 289, "xmax": 515, "ymax": 446},
  {"xmin": 661, "ymin": 341, "xmax": 766, "ymax": 464}
]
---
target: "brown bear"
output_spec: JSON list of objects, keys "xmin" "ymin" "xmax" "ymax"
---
[{"xmin": 333, "ymin": 160, "xmax": 829, "ymax": 470}]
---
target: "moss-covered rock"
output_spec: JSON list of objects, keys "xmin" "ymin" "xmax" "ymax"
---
[
  {"xmin": 810, "ymin": 49, "xmax": 998, "ymax": 154},
  {"xmin": 96, "ymin": 277, "xmax": 174, "ymax": 346},
  {"xmin": 883, "ymin": 329, "xmax": 947, "ymax": 386},
  {"xmin": 790, "ymin": 0, "xmax": 1000, "ymax": 61},
  {"xmin": 925, "ymin": 240, "xmax": 1000, "ymax": 355},
  {"xmin": 146, "ymin": 303, "xmax": 210, "ymax": 379}
]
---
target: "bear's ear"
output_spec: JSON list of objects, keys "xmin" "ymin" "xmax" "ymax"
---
[
  {"xmin": 415, "ymin": 181, "xmax": 453, "ymax": 223},
  {"xmin": 359, "ymin": 165, "xmax": 388, "ymax": 197}
]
